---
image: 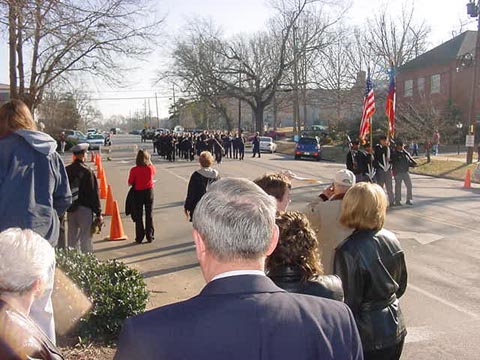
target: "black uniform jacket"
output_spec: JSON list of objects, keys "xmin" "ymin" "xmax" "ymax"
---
[
  {"xmin": 66, "ymin": 159, "xmax": 101, "ymax": 216},
  {"xmin": 268, "ymin": 266, "xmax": 344, "ymax": 302},
  {"xmin": 334, "ymin": 228, "xmax": 408, "ymax": 351}
]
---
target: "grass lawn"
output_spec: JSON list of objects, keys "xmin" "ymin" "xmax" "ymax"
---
[{"xmin": 411, "ymin": 158, "xmax": 479, "ymax": 183}]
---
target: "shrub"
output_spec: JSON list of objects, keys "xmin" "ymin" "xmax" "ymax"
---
[{"xmin": 56, "ymin": 248, "xmax": 149, "ymax": 343}]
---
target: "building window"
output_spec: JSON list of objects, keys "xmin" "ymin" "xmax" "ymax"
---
[
  {"xmin": 404, "ymin": 80, "xmax": 413, "ymax": 97},
  {"xmin": 431, "ymin": 74, "xmax": 441, "ymax": 94},
  {"xmin": 417, "ymin": 77, "xmax": 425, "ymax": 94}
]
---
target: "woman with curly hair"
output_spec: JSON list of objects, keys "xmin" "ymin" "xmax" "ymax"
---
[{"xmin": 266, "ymin": 211, "xmax": 344, "ymax": 301}]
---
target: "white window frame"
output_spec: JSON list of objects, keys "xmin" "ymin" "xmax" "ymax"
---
[
  {"xmin": 404, "ymin": 80, "xmax": 413, "ymax": 97},
  {"xmin": 431, "ymin": 74, "xmax": 441, "ymax": 94},
  {"xmin": 417, "ymin": 77, "xmax": 425, "ymax": 94}
]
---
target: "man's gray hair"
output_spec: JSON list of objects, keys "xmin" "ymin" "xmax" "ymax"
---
[
  {"xmin": 0, "ymin": 228, "xmax": 54, "ymax": 294},
  {"xmin": 192, "ymin": 178, "xmax": 277, "ymax": 261}
]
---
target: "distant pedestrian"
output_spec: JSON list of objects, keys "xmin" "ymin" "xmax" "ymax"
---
[
  {"xmin": 66, "ymin": 143, "xmax": 103, "ymax": 253},
  {"xmin": 432, "ymin": 130, "xmax": 440, "ymax": 155},
  {"xmin": 0, "ymin": 99, "xmax": 72, "ymax": 343},
  {"xmin": 59, "ymin": 131, "xmax": 66, "ymax": 154},
  {"xmin": 335, "ymin": 182, "xmax": 407, "ymax": 360},
  {"xmin": 391, "ymin": 141, "xmax": 417, "ymax": 206},
  {"xmin": 252, "ymin": 132, "xmax": 261, "ymax": 158},
  {"xmin": 184, "ymin": 151, "xmax": 220, "ymax": 221},
  {"xmin": 128, "ymin": 150, "xmax": 156, "ymax": 243}
]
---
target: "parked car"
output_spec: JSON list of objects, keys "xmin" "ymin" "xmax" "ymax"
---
[
  {"xmin": 64, "ymin": 130, "xmax": 87, "ymax": 144},
  {"xmin": 87, "ymin": 128, "xmax": 97, "ymax": 135},
  {"xmin": 264, "ymin": 130, "xmax": 286, "ymax": 140},
  {"xmin": 86, "ymin": 133, "xmax": 105, "ymax": 150},
  {"xmin": 129, "ymin": 129, "xmax": 142, "ymax": 135},
  {"xmin": 294, "ymin": 136, "xmax": 322, "ymax": 161},
  {"xmin": 110, "ymin": 127, "xmax": 121, "ymax": 135},
  {"xmin": 259, "ymin": 136, "xmax": 277, "ymax": 153}
]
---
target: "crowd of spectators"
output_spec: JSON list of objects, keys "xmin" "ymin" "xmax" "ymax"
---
[{"xmin": 0, "ymin": 99, "xmax": 407, "ymax": 360}]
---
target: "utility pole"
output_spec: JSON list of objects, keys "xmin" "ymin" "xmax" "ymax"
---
[
  {"xmin": 292, "ymin": 25, "xmax": 300, "ymax": 135},
  {"xmin": 466, "ymin": 1, "xmax": 480, "ymax": 164}
]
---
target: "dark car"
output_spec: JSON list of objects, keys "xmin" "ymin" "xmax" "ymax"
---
[{"xmin": 295, "ymin": 136, "xmax": 322, "ymax": 161}]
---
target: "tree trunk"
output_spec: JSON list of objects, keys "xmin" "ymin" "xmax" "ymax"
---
[
  {"xmin": 8, "ymin": 3, "xmax": 17, "ymax": 98},
  {"xmin": 254, "ymin": 105, "xmax": 264, "ymax": 133},
  {"xmin": 16, "ymin": 8, "xmax": 25, "ymax": 95}
]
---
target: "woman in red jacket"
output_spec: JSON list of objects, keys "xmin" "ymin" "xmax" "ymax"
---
[{"xmin": 128, "ymin": 150, "xmax": 156, "ymax": 243}]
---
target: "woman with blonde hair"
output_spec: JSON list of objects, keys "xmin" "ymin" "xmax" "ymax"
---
[
  {"xmin": 184, "ymin": 151, "xmax": 219, "ymax": 221},
  {"xmin": 128, "ymin": 149, "xmax": 156, "ymax": 243},
  {"xmin": 0, "ymin": 100, "xmax": 71, "ymax": 343},
  {"xmin": 266, "ymin": 211, "xmax": 344, "ymax": 301},
  {"xmin": 334, "ymin": 182, "xmax": 407, "ymax": 360}
]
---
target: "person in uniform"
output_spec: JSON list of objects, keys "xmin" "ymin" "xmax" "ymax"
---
[
  {"xmin": 346, "ymin": 140, "xmax": 369, "ymax": 182},
  {"xmin": 66, "ymin": 143, "xmax": 103, "ymax": 253},
  {"xmin": 374, "ymin": 136, "xmax": 394, "ymax": 206},
  {"xmin": 391, "ymin": 141, "xmax": 417, "ymax": 206}
]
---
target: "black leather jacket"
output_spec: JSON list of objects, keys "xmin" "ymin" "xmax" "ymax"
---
[
  {"xmin": 334, "ymin": 229, "xmax": 407, "ymax": 351},
  {"xmin": 268, "ymin": 266, "xmax": 344, "ymax": 302}
]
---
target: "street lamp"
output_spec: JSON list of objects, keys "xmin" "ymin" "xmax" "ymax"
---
[
  {"xmin": 466, "ymin": 1, "xmax": 480, "ymax": 164},
  {"xmin": 456, "ymin": 122, "xmax": 463, "ymax": 154}
]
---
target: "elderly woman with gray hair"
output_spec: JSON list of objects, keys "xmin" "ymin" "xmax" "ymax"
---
[{"xmin": 0, "ymin": 228, "xmax": 64, "ymax": 359}]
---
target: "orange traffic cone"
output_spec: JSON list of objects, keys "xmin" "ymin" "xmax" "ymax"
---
[
  {"xmin": 100, "ymin": 170, "xmax": 108, "ymax": 199},
  {"xmin": 464, "ymin": 168, "xmax": 472, "ymax": 189},
  {"xmin": 104, "ymin": 185, "xmax": 114, "ymax": 216},
  {"xmin": 106, "ymin": 200, "xmax": 127, "ymax": 241},
  {"xmin": 97, "ymin": 163, "xmax": 103, "ymax": 179}
]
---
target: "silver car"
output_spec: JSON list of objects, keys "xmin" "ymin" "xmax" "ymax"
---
[
  {"xmin": 86, "ymin": 134, "xmax": 105, "ymax": 150},
  {"xmin": 259, "ymin": 136, "xmax": 278, "ymax": 153}
]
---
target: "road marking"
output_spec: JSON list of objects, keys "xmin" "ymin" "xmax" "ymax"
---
[
  {"xmin": 162, "ymin": 166, "xmax": 188, "ymax": 183},
  {"xmin": 402, "ymin": 210, "xmax": 480, "ymax": 235},
  {"xmin": 409, "ymin": 284, "xmax": 479, "ymax": 319},
  {"xmin": 393, "ymin": 231, "xmax": 444, "ymax": 245},
  {"xmin": 405, "ymin": 326, "xmax": 436, "ymax": 344}
]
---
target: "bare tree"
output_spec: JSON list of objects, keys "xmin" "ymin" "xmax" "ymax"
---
[
  {"xmin": 366, "ymin": 3, "xmax": 430, "ymax": 69},
  {"xmin": 0, "ymin": 0, "xmax": 163, "ymax": 110},
  {"xmin": 165, "ymin": 0, "xmax": 343, "ymax": 132}
]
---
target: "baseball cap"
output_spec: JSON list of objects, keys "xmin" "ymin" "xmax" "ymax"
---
[{"xmin": 334, "ymin": 169, "xmax": 356, "ymax": 187}]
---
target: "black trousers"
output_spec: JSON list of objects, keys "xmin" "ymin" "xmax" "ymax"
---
[
  {"xmin": 133, "ymin": 188, "xmax": 154, "ymax": 242},
  {"xmin": 364, "ymin": 338, "xmax": 405, "ymax": 360}
]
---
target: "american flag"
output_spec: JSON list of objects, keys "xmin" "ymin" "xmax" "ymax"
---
[
  {"xmin": 385, "ymin": 60, "xmax": 396, "ymax": 139},
  {"xmin": 359, "ymin": 67, "xmax": 375, "ymax": 141}
]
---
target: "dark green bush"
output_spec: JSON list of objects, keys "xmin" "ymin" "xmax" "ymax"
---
[{"xmin": 56, "ymin": 248, "xmax": 149, "ymax": 343}]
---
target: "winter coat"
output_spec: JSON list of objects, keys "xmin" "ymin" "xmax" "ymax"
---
[
  {"xmin": 0, "ymin": 130, "xmax": 71, "ymax": 246},
  {"xmin": 334, "ymin": 228, "xmax": 408, "ymax": 351},
  {"xmin": 184, "ymin": 168, "xmax": 219, "ymax": 221},
  {"xmin": 304, "ymin": 195, "xmax": 353, "ymax": 274},
  {"xmin": 268, "ymin": 266, "xmax": 344, "ymax": 302}
]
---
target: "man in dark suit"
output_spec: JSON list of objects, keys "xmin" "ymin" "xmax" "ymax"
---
[{"xmin": 115, "ymin": 178, "xmax": 363, "ymax": 360}]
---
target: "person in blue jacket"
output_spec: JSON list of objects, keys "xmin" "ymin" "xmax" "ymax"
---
[{"xmin": 0, "ymin": 99, "xmax": 72, "ymax": 344}]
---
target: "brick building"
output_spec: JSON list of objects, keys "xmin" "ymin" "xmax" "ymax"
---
[{"xmin": 397, "ymin": 31, "xmax": 480, "ymax": 139}]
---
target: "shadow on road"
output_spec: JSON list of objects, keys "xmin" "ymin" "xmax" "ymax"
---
[
  {"xmin": 142, "ymin": 262, "xmax": 199, "ymax": 279},
  {"xmin": 113, "ymin": 241, "xmax": 194, "ymax": 261},
  {"xmin": 124, "ymin": 246, "xmax": 195, "ymax": 266}
]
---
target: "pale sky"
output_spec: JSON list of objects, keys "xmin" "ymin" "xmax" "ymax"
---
[{"xmin": 0, "ymin": 0, "xmax": 476, "ymax": 119}]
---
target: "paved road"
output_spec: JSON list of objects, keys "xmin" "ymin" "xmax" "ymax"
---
[{"xmin": 84, "ymin": 135, "xmax": 480, "ymax": 359}]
